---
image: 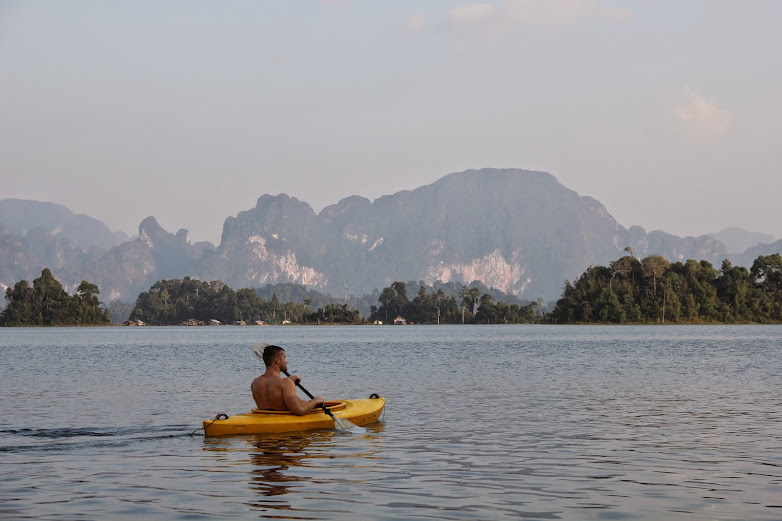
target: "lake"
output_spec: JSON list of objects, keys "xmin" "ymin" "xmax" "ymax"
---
[{"xmin": 1, "ymin": 325, "xmax": 781, "ymax": 520}]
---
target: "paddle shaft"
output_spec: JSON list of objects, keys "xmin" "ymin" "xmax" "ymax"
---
[{"xmin": 283, "ymin": 371, "xmax": 334, "ymax": 419}]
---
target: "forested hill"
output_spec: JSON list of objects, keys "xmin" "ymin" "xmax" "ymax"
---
[
  {"xmin": 0, "ymin": 269, "xmax": 111, "ymax": 326},
  {"xmin": 548, "ymin": 254, "xmax": 782, "ymax": 324}
]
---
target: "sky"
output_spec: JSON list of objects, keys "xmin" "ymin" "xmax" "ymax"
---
[{"xmin": 1, "ymin": 0, "xmax": 780, "ymax": 245}]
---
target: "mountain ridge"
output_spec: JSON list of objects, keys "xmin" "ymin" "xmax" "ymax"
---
[
  {"xmin": 0, "ymin": 198, "xmax": 129, "ymax": 250},
  {"xmin": 706, "ymin": 227, "xmax": 776, "ymax": 254},
  {"xmin": 1, "ymin": 168, "xmax": 778, "ymax": 304}
]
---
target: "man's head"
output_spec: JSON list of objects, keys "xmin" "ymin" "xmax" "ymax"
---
[{"xmin": 262, "ymin": 344, "xmax": 286, "ymax": 370}]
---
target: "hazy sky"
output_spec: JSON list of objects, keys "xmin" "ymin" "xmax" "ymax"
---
[{"xmin": 1, "ymin": 1, "xmax": 780, "ymax": 245}]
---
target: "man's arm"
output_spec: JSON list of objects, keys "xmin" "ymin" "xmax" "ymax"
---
[{"xmin": 281, "ymin": 378, "xmax": 324, "ymax": 415}]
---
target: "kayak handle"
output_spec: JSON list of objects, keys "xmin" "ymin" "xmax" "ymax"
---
[{"xmin": 283, "ymin": 370, "xmax": 334, "ymax": 419}]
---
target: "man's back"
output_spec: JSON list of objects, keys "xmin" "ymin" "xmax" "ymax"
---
[
  {"xmin": 251, "ymin": 373, "xmax": 288, "ymax": 410},
  {"xmin": 251, "ymin": 345, "xmax": 324, "ymax": 415}
]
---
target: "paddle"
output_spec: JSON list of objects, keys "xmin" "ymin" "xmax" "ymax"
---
[
  {"xmin": 280, "ymin": 369, "xmax": 335, "ymax": 417},
  {"xmin": 252, "ymin": 343, "xmax": 365, "ymax": 433}
]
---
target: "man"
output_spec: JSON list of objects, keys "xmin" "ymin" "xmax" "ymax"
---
[{"xmin": 251, "ymin": 344, "xmax": 324, "ymax": 415}]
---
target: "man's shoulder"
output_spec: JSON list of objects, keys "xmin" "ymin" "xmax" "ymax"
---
[
  {"xmin": 257, "ymin": 371, "xmax": 283, "ymax": 380},
  {"xmin": 252, "ymin": 373, "xmax": 281, "ymax": 386}
]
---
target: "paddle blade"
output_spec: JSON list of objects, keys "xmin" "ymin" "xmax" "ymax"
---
[
  {"xmin": 252, "ymin": 343, "xmax": 269, "ymax": 363},
  {"xmin": 333, "ymin": 415, "xmax": 366, "ymax": 434}
]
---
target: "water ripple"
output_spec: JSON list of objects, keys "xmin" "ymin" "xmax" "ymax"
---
[{"xmin": 2, "ymin": 325, "xmax": 782, "ymax": 519}]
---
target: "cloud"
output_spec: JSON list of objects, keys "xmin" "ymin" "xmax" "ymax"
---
[
  {"xmin": 445, "ymin": 3, "xmax": 497, "ymax": 40},
  {"xmin": 670, "ymin": 86, "xmax": 734, "ymax": 142},
  {"xmin": 447, "ymin": 3, "xmax": 497, "ymax": 27},
  {"xmin": 443, "ymin": 0, "xmax": 619, "ymax": 31},
  {"xmin": 598, "ymin": 6, "xmax": 633, "ymax": 22},
  {"xmin": 499, "ymin": 0, "xmax": 597, "ymax": 28},
  {"xmin": 317, "ymin": 0, "xmax": 350, "ymax": 8},
  {"xmin": 408, "ymin": 12, "xmax": 428, "ymax": 31},
  {"xmin": 438, "ymin": 0, "xmax": 628, "ymax": 46}
]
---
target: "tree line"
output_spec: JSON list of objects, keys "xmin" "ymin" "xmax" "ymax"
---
[
  {"xmin": 129, "ymin": 277, "xmax": 361, "ymax": 325},
  {"xmin": 131, "ymin": 278, "xmax": 541, "ymax": 325},
  {"xmin": 1, "ymin": 269, "xmax": 111, "ymax": 326},
  {"xmin": 5, "ymin": 253, "xmax": 782, "ymax": 326},
  {"xmin": 370, "ymin": 281, "xmax": 541, "ymax": 324},
  {"xmin": 547, "ymin": 253, "xmax": 782, "ymax": 324}
]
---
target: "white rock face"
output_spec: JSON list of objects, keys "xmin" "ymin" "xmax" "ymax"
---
[
  {"xmin": 427, "ymin": 249, "xmax": 531, "ymax": 295},
  {"xmin": 139, "ymin": 228, "xmax": 153, "ymax": 248},
  {"xmin": 345, "ymin": 231, "xmax": 384, "ymax": 251},
  {"xmin": 246, "ymin": 235, "xmax": 327, "ymax": 286}
]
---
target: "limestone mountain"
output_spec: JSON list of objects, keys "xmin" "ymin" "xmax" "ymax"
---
[
  {"xmin": 730, "ymin": 239, "xmax": 782, "ymax": 270},
  {"xmin": 0, "ymin": 223, "xmax": 105, "ymax": 295},
  {"xmin": 707, "ymin": 227, "xmax": 776, "ymax": 254},
  {"xmin": 81, "ymin": 217, "xmax": 215, "ymax": 303},
  {"xmin": 199, "ymin": 168, "xmax": 733, "ymax": 302},
  {"xmin": 1, "ymin": 168, "xmax": 777, "ymax": 304},
  {"xmin": 0, "ymin": 199, "xmax": 127, "ymax": 250}
]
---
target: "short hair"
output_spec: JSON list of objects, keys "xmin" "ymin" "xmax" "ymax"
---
[{"xmin": 263, "ymin": 344, "xmax": 285, "ymax": 366}]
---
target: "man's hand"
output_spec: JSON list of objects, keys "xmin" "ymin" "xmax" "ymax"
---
[{"xmin": 287, "ymin": 374, "xmax": 301, "ymax": 384}]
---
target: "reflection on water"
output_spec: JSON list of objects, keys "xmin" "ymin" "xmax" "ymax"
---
[
  {"xmin": 249, "ymin": 431, "xmax": 334, "ymax": 498},
  {"xmin": 201, "ymin": 424, "xmax": 387, "ymax": 519}
]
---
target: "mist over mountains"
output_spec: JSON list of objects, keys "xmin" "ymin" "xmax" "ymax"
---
[
  {"xmin": 705, "ymin": 227, "xmax": 776, "ymax": 254},
  {"xmin": 0, "ymin": 199, "xmax": 129, "ymax": 250},
  {"xmin": 2, "ymin": 168, "xmax": 779, "ymax": 305}
]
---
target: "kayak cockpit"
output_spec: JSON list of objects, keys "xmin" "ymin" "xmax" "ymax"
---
[{"xmin": 251, "ymin": 401, "xmax": 348, "ymax": 415}]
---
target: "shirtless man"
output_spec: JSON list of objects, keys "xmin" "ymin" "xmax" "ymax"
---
[{"xmin": 251, "ymin": 344, "xmax": 324, "ymax": 415}]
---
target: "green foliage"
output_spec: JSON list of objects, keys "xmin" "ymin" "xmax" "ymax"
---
[
  {"xmin": 547, "ymin": 254, "xmax": 782, "ymax": 324},
  {"xmin": 129, "ymin": 278, "xmax": 362, "ymax": 325},
  {"xmin": 305, "ymin": 303, "xmax": 362, "ymax": 324},
  {"xmin": 255, "ymin": 283, "xmax": 335, "ymax": 311},
  {"xmin": 1, "ymin": 269, "xmax": 111, "ymax": 326},
  {"xmin": 474, "ymin": 293, "xmax": 541, "ymax": 324},
  {"xmin": 369, "ymin": 282, "xmax": 540, "ymax": 324},
  {"xmin": 374, "ymin": 282, "xmax": 411, "ymax": 323}
]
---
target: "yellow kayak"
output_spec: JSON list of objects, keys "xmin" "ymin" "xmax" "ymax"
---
[{"xmin": 203, "ymin": 396, "xmax": 385, "ymax": 436}]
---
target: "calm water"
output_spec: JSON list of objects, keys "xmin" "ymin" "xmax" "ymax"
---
[{"xmin": 1, "ymin": 325, "xmax": 781, "ymax": 520}]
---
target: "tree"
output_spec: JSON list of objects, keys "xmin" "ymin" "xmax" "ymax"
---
[
  {"xmin": 1, "ymin": 270, "xmax": 109, "ymax": 326},
  {"xmin": 391, "ymin": 281, "xmax": 409, "ymax": 317},
  {"xmin": 75, "ymin": 280, "xmax": 110, "ymax": 324},
  {"xmin": 642, "ymin": 255, "xmax": 670, "ymax": 297},
  {"xmin": 640, "ymin": 255, "xmax": 671, "ymax": 322},
  {"xmin": 1, "ymin": 280, "xmax": 35, "ymax": 326},
  {"xmin": 475, "ymin": 294, "xmax": 498, "ymax": 323},
  {"xmin": 609, "ymin": 256, "xmax": 638, "ymax": 291},
  {"xmin": 751, "ymin": 254, "xmax": 782, "ymax": 293},
  {"xmin": 750, "ymin": 254, "xmax": 782, "ymax": 321},
  {"xmin": 661, "ymin": 270, "xmax": 683, "ymax": 323},
  {"xmin": 377, "ymin": 287, "xmax": 396, "ymax": 323},
  {"xmin": 459, "ymin": 285, "xmax": 481, "ymax": 321},
  {"xmin": 33, "ymin": 268, "xmax": 70, "ymax": 324}
]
